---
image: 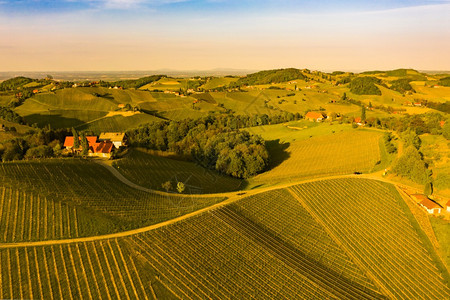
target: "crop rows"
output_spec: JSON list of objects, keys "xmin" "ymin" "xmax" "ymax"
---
[
  {"xmin": 289, "ymin": 178, "xmax": 450, "ymax": 300},
  {"xmin": 0, "ymin": 240, "xmax": 152, "ymax": 300},
  {"xmin": 128, "ymin": 203, "xmax": 385, "ymax": 299},
  {"xmin": 0, "ymin": 160, "xmax": 225, "ymax": 234},
  {"xmin": 114, "ymin": 149, "xmax": 243, "ymax": 194},
  {"xmin": 254, "ymin": 131, "xmax": 381, "ymax": 183},
  {"xmin": 230, "ymin": 189, "xmax": 378, "ymax": 290},
  {"xmin": 0, "ymin": 187, "xmax": 79, "ymax": 242}
]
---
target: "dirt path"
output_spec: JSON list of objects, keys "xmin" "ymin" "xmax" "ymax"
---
[{"xmin": 0, "ymin": 171, "xmax": 409, "ymax": 249}]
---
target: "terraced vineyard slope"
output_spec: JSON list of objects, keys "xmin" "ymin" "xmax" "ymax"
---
[
  {"xmin": 289, "ymin": 178, "xmax": 450, "ymax": 299},
  {"xmin": 2, "ymin": 178, "xmax": 447, "ymax": 299},
  {"xmin": 0, "ymin": 160, "xmax": 226, "ymax": 240}
]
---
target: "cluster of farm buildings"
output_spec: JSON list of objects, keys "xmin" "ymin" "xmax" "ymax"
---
[
  {"xmin": 411, "ymin": 194, "xmax": 450, "ymax": 215},
  {"xmin": 64, "ymin": 132, "xmax": 126, "ymax": 158}
]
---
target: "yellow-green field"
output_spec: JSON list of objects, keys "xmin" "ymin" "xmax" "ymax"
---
[{"xmin": 247, "ymin": 126, "xmax": 382, "ymax": 185}]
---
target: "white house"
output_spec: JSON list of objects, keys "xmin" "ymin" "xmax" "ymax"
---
[{"xmin": 99, "ymin": 132, "xmax": 127, "ymax": 149}]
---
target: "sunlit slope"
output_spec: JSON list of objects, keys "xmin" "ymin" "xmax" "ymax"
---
[
  {"xmin": 1, "ymin": 178, "xmax": 448, "ymax": 299},
  {"xmin": 289, "ymin": 178, "xmax": 450, "ymax": 299},
  {"xmin": 0, "ymin": 160, "xmax": 225, "ymax": 240},
  {"xmin": 251, "ymin": 130, "xmax": 382, "ymax": 184}
]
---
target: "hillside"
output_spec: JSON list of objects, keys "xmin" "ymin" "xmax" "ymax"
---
[{"xmin": 1, "ymin": 177, "xmax": 448, "ymax": 299}]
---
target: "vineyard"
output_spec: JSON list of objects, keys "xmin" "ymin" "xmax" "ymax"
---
[
  {"xmin": 114, "ymin": 149, "xmax": 244, "ymax": 194},
  {"xmin": 0, "ymin": 177, "xmax": 449, "ymax": 298},
  {"xmin": 0, "ymin": 159, "xmax": 226, "ymax": 240},
  {"xmin": 252, "ymin": 130, "xmax": 382, "ymax": 184},
  {"xmin": 289, "ymin": 178, "xmax": 450, "ymax": 299}
]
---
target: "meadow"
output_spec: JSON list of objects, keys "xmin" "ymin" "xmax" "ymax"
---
[{"xmin": 250, "ymin": 129, "xmax": 382, "ymax": 185}]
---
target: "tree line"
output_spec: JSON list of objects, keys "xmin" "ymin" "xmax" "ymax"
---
[{"xmin": 127, "ymin": 115, "xmax": 269, "ymax": 178}]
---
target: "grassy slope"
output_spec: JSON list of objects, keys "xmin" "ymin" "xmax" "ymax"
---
[
  {"xmin": 113, "ymin": 148, "xmax": 244, "ymax": 194},
  {"xmin": 430, "ymin": 217, "xmax": 450, "ymax": 268}
]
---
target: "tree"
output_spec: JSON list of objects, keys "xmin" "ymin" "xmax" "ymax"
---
[
  {"xmin": 361, "ymin": 105, "xmax": 366, "ymax": 122},
  {"xmin": 177, "ymin": 182, "xmax": 185, "ymax": 194},
  {"xmin": 162, "ymin": 181, "xmax": 172, "ymax": 192},
  {"xmin": 72, "ymin": 128, "xmax": 80, "ymax": 149},
  {"xmin": 80, "ymin": 132, "xmax": 89, "ymax": 156},
  {"xmin": 424, "ymin": 181, "xmax": 433, "ymax": 196},
  {"xmin": 443, "ymin": 121, "xmax": 450, "ymax": 140}
]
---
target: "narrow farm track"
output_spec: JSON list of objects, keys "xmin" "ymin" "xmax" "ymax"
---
[{"xmin": 0, "ymin": 169, "xmax": 429, "ymax": 249}]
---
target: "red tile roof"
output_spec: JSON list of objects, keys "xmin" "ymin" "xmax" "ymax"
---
[
  {"xmin": 354, "ymin": 117, "xmax": 362, "ymax": 123},
  {"xmin": 305, "ymin": 112, "xmax": 324, "ymax": 120},
  {"xmin": 419, "ymin": 198, "xmax": 441, "ymax": 210},
  {"xmin": 64, "ymin": 136, "xmax": 99, "ymax": 148},
  {"xmin": 446, "ymin": 200, "xmax": 450, "ymax": 207},
  {"xmin": 93, "ymin": 141, "xmax": 113, "ymax": 154}
]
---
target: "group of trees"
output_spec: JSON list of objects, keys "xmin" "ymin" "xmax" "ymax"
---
[
  {"xmin": 230, "ymin": 68, "xmax": 305, "ymax": 87},
  {"xmin": 98, "ymin": 75, "xmax": 167, "ymax": 89},
  {"xmin": 127, "ymin": 115, "xmax": 269, "ymax": 178},
  {"xmin": 0, "ymin": 128, "xmax": 70, "ymax": 162},
  {"xmin": 0, "ymin": 106, "xmax": 24, "ymax": 124},
  {"xmin": 389, "ymin": 78, "xmax": 414, "ymax": 94},
  {"xmin": 349, "ymin": 77, "xmax": 382, "ymax": 95}
]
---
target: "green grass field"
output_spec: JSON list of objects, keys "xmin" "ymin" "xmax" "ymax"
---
[
  {"xmin": 113, "ymin": 148, "xmax": 244, "ymax": 193},
  {"xmin": 249, "ymin": 129, "xmax": 382, "ymax": 185}
]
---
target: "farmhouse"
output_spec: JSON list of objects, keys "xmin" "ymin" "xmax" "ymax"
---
[
  {"xmin": 305, "ymin": 111, "xmax": 324, "ymax": 122},
  {"xmin": 446, "ymin": 200, "xmax": 450, "ymax": 213},
  {"xmin": 412, "ymin": 194, "xmax": 442, "ymax": 214},
  {"xmin": 64, "ymin": 136, "xmax": 114, "ymax": 158},
  {"xmin": 99, "ymin": 132, "xmax": 127, "ymax": 148}
]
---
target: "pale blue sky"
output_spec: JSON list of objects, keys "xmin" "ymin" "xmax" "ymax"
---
[{"xmin": 1, "ymin": 0, "xmax": 449, "ymax": 71}]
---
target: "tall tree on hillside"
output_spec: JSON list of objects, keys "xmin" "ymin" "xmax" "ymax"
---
[
  {"xmin": 361, "ymin": 105, "xmax": 366, "ymax": 122},
  {"xmin": 424, "ymin": 181, "xmax": 433, "ymax": 196},
  {"xmin": 80, "ymin": 132, "xmax": 89, "ymax": 156},
  {"xmin": 72, "ymin": 127, "xmax": 80, "ymax": 149}
]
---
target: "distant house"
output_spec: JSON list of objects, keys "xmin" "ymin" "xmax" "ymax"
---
[
  {"xmin": 446, "ymin": 200, "xmax": 450, "ymax": 213},
  {"xmin": 412, "ymin": 194, "xmax": 442, "ymax": 214},
  {"xmin": 118, "ymin": 104, "xmax": 125, "ymax": 109},
  {"xmin": 353, "ymin": 117, "xmax": 364, "ymax": 125},
  {"xmin": 32, "ymin": 89, "xmax": 39, "ymax": 94},
  {"xmin": 440, "ymin": 121, "xmax": 445, "ymax": 128},
  {"xmin": 99, "ymin": 132, "xmax": 127, "ymax": 149},
  {"xmin": 64, "ymin": 136, "xmax": 114, "ymax": 158},
  {"xmin": 305, "ymin": 112, "xmax": 324, "ymax": 122}
]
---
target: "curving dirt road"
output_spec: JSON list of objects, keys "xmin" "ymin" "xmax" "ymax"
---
[{"xmin": 0, "ymin": 170, "xmax": 416, "ymax": 249}]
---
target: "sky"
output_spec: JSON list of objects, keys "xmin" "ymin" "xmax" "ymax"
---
[{"xmin": 0, "ymin": 0, "xmax": 449, "ymax": 72}]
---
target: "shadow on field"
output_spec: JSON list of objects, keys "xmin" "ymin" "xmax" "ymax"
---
[
  {"xmin": 265, "ymin": 139, "xmax": 290, "ymax": 170},
  {"xmin": 24, "ymin": 114, "xmax": 84, "ymax": 129}
]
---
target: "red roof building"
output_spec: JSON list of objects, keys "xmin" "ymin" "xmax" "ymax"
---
[
  {"xmin": 305, "ymin": 111, "xmax": 324, "ymax": 122},
  {"xmin": 446, "ymin": 200, "xmax": 450, "ymax": 213},
  {"xmin": 64, "ymin": 136, "xmax": 113, "ymax": 157},
  {"xmin": 412, "ymin": 194, "xmax": 442, "ymax": 214}
]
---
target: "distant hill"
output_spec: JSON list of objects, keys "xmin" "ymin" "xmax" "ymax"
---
[
  {"xmin": 0, "ymin": 76, "xmax": 33, "ymax": 91},
  {"xmin": 233, "ymin": 68, "xmax": 306, "ymax": 86}
]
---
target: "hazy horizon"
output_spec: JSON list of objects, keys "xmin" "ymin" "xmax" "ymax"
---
[{"xmin": 1, "ymin": 0, "xmax": 450, "ymax": 72}]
